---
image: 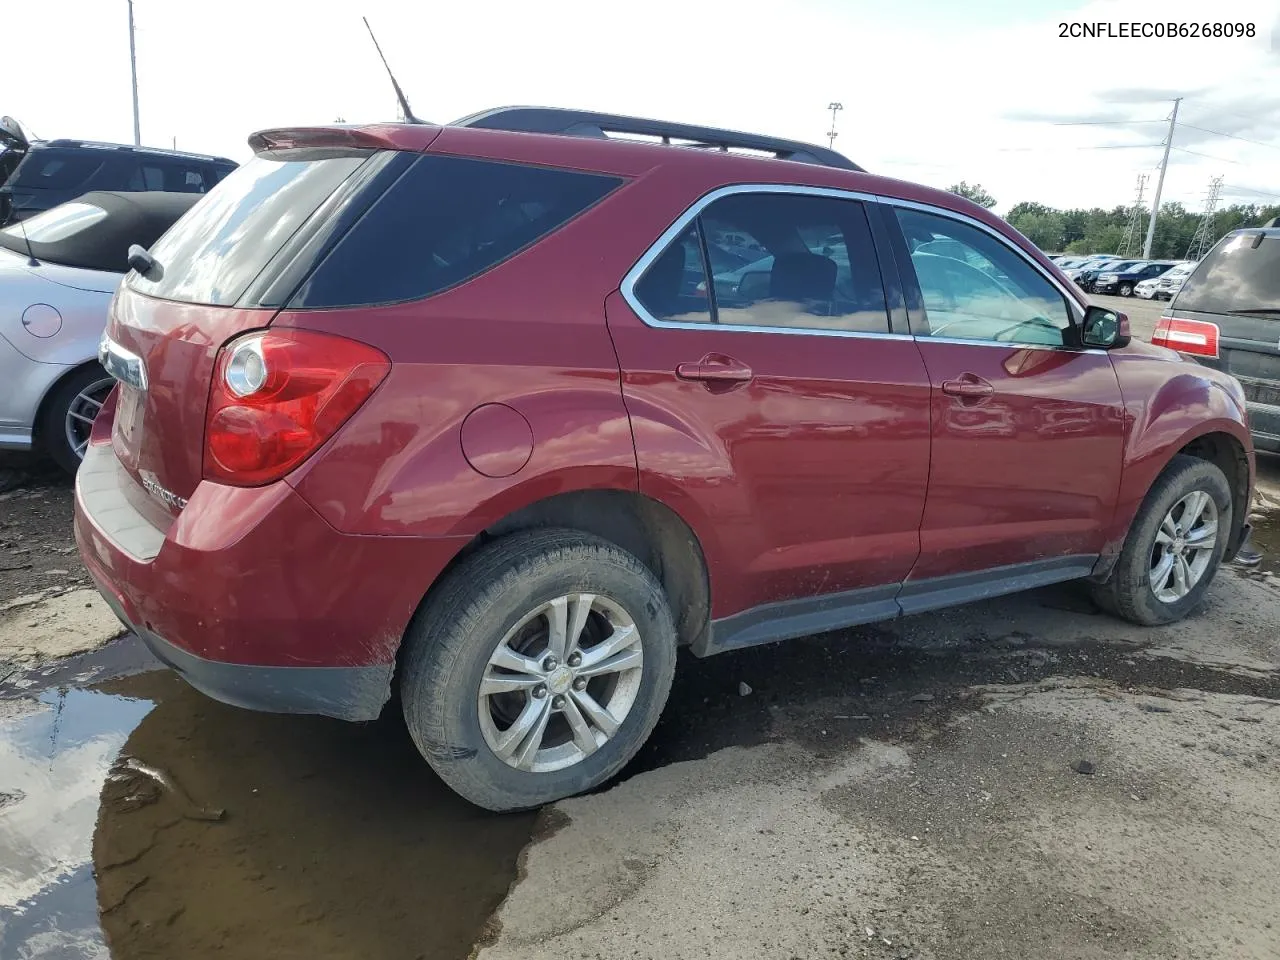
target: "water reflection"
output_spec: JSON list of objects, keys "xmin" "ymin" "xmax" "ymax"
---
[{"xmin": 0, "ymin": 651, "xmax": 535, "ymax": 960}]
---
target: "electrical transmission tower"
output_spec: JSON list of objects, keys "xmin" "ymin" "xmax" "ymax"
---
[
  {"xmin": 1119, "ymin": 174, "xmax": 1149, "ymax": 256},
  {"xmin": 1186, "ymin": 176, "xmax": 1224, "ymax": 261}
]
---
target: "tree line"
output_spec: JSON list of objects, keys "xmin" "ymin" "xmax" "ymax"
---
[{"xmin": 946, "ymin": 182, "xmax": 1279, "ymax": 260}]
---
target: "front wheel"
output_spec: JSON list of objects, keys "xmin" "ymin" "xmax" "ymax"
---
[
  {"xmin": 1118, "ymin": 282, "xmax": 1134, "ymax": 297},
  {"xmin": 400, "ymin": 529, "xmax": 677, "ymax": 811},
  {"xmin": 1091, "ymin": 455, "xmax": 1232, "ymax": 625}
]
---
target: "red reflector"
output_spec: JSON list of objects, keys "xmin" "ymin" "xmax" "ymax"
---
[
  {"xmin": 1152, "ymin": 317, "xmax": 1220, "ymax": 358},
  {"xmin": 204, "ymin": 329, "xmax": 389, "ymax": 486}
]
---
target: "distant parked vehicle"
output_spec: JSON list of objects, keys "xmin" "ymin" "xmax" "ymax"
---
[
  {"xmin": 1062, "ymin": 257, "xmax": 1117, "ymax": 283},
  {"xmin": 0, "ymin": 190, "xmax": 199, "ymax": 471},
  {"xmin": 1135, "ymin": 262, "xmax": 1196, "ymax": 300},
  {"xmin": 1094, "ymin": 261, "xmax": 1180, "ymax": 297},
  {"xmin": 0, "ymin": 124, "xmax": 235, "ymax": 224},
  {"xmin": 1159, "ymin": 226, "xmax": 1280, "ymax": 452}
]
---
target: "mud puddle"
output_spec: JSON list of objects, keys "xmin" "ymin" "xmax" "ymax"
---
[{"xmin": 0, "ymin": 638, "xmax": 535, "ymax": 960}]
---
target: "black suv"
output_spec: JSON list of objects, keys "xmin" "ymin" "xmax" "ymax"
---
[
  {"xmin": 0, "ymin": 133, "xmax": 237, "ymax": 224},
  {"xmin": 1162, "ymin": 224, "xmax": 1280, "ymax": 452}
]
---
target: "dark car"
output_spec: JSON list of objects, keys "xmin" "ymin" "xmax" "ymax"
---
[
  {"xmin": 77, "ymin": 108, "xmax": 1253, "ymax": 811},
  {"xmin": 1078, "ymin": 258, "xmax": 1145, "ymax": 292},
  {"xmin": 0, "ymin": 127, "xmax": 236, "ymax": 224},
  {"xmin": 1156, "ymin": 225, "xmax": 1280, "ymax": 452},
  {"xmin": 1093, "ymin": 260, "xmax": 1179, "ymax": 296}
]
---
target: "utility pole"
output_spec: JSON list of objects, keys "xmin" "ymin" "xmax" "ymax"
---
[
  {"xmin": 127, "ymin": 0, "xmax": 141, "ymax": 145},
  {"xmin": 1186, "ymin": 175, "xmax": 1224, "ymax": 261},
  {"xmin": 1119, "ymin": 173, "xmax": 1148, "ymax": 256},
  {"xmin": 1142, "ymin": 97, "xmax": 1181, "ymax": 259},
  {"xmin": 827, "ymin": 102, "xmax": 843, "ymax": 149}
]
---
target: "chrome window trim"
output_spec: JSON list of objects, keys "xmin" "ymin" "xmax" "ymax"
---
[
  {"xmin": 619, "ymin": 183, "xmax": 900, "ymax": 342},
  {"xmin": 618, "ymin": 183, "xmax": 1105, "ymax": 355}
]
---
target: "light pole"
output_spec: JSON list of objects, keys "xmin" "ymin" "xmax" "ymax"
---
[
  {"xmin": 127, "ymin": 0, "xmax": 141, "ymax": 145},
  {"xmin": 827, "ymin": 102, "xmax": 843, "ymax": 149}
]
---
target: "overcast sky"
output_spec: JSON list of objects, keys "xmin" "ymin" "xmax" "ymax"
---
[{"xmin": 7, "ymin": 0, "xmax": 1279, "ymax": 214}]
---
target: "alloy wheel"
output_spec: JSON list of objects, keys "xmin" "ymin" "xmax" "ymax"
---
[
  {"xmin": 1149, "ymin": 490, "xmax": 1218, "ymax": 603},
  {"xmin": 478, "ymin": 593, "xmax": 644, "ymax": 773},
  {"xmin": 64, "ymin": 378, "xmax": 114, "ymax": 461}
]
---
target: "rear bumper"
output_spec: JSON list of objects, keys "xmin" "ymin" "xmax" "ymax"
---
[
  {"xmin": 75, "ymin": 441, "xmax": 470, "ymax": 721},
  {"xmin": 91, "ymin": 574, "xmax": 392, "ymax": 721}
]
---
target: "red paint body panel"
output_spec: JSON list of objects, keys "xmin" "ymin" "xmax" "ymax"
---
[
  {"xmin": 1103, "ymin": 341, "xmax": 1253, "ymax": 556},
  {"xmin": 75, "ymin": 120, "xmax": 1255, "ymax": 722},
  {"xmin": 909, "ymin": 342, "xmax": 1126, "ymax": 578},
  {"xmin": 77, "ymin": 421, "xmax": 468, "ymax": 668},
  {"xmin": 606, "ymin": 292, "xmax": 932, "ymax": 618}
]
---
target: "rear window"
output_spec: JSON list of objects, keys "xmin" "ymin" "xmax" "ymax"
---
[
  {"xmin": 127, "ymin": 153, "xmax": 369, "ymax": 305},
  {"xmin": 1, "ymin": 201, "xmax": 106, "ymax": 242},
  {"xmin": 288, "ymin": 155, "xmax": 622, "ymax": 308},
  {"xmin": 14, "ymin": 151, "xmax": 104, "ymax": 190},
  {"xmin": 1177, "ymin": 233, "xmax": 1280, "ymax": 313}
]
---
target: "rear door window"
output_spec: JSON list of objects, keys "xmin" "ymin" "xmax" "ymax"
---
[
  {"xmin": 127, "ymin": 152, "xmax": 371, "ymax": 305},
  {"xmin": 696, "ymin": 192, "xmax": 889, "ymax": 333},
  {"xmin": 1177, "ymin": 233, "xmax": 1280, "ymax": 313},
  {"xmin": 632, "ymin": 224, "xmax": 714, "ymax": 324},
  {"xmin": 289, "ymin": 156, "xmax": 622, "ymax": 308}
]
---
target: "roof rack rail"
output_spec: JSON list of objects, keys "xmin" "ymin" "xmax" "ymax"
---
[
  {"xmin": 451, "ymin": 106, "xmax": 863, "ymax": 172},
  {"xmin": 43, "ymin": 138, "xmax": 235, "ymax": 163}
]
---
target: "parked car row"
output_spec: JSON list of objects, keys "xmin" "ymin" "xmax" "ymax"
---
[{"xmin": 1047, "ymin": 253, "xmax": 1192, "ymax": 297}]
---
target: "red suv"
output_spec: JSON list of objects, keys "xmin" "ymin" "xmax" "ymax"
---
[{"xmin": 76, "ymin": 108, "xmax": 1254, "ymax": 811}]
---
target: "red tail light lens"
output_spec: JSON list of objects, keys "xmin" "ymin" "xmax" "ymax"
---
[
  {"xmin": 1152, "ymin": 317, "xmax": 1220, "ymax": 358},
  {"xmin": 204, "ymin": 329, "xmax": 390, "ymax": 486}
]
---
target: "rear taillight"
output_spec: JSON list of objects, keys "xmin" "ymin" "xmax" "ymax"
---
[
  {"xmin": 204, "ymin": 329, "xmax": 390, "ymax": 486},
  {"xmin": 1151, "ymin": 317, "xmax": 1220, "ymax": 359}
]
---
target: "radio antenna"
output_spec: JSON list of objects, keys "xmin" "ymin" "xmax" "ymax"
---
[
  {"xmin": 17, "ymin": 216, "xmax": 39, "ymax": 266},
  {"xmin": 363, "ymin": 17, "xmax": 423, "ymax": 124}
]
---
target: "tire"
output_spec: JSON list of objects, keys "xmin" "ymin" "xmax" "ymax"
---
[
  {"xmin": 1118, "ymin": 282, "xmax": 1134, "ymax": 297},
  {"xmin": 38, "ymin": 363, "xmax": 114, "ymax": 475},
  {"xmin": 1091, "ymin": 455, "xmax": 1232, "ymax": 626},
  {"xmin": 400, "ymin": 528, "xmax": 677, "ymax": 811}
]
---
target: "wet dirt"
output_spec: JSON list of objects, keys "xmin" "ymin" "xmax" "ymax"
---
[
  {"xmin": 0, "ymin": 640, "xmax": 535, "ymax": 960},
  {"xmin": 4, "ymin": 580, "xmax": 1280, "ymax": 960}
]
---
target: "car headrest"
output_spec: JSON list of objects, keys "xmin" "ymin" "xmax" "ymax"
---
[{"xmin": 770, "ymin": 252, "xmax": 837, "ymax": 301}]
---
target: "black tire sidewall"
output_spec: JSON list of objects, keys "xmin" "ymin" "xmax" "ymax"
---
[
  {"xmin": 39, "ymin": 363, "xmax": 110, "ymax": 475},
  {"xmin": 402, "ymin": 532, "xmax": 677, "ymax": 811},
  {"xmin": 1110, "ymin": 458, "xmax": 1232, "ymax": 625}
]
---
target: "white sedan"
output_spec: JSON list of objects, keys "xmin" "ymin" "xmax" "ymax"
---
[{"xmin": 0, "ymin": 191, "xmax": 196, "ymax": 471}]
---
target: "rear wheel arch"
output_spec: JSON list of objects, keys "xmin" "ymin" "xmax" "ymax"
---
[
  {"xmin": 397, "ymin": 488, "xmax": 711, "ymax": 673},
  {"xmin": 33, "ymin": 359, "xmax": 113, "ymax": 471}
]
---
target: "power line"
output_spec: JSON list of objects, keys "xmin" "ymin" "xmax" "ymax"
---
[
  {"xmin": 1170, "ymin": 145, "xmax": 1241, "ymax": 164},
  {"xmin": 1050, "ymin": 119, "xmax": 1164, "ymax": 126},
  {"xmin": 1176, "ymin": 122, "xmax": 1280, "ymax": 151},
  {"xmin": 1220, "ymin": 184, "xmax": 1280, "ymax": 200}
]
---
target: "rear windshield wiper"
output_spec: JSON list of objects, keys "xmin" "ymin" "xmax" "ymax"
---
[{"xmin": 1227, "ymin": 309, "xmax": 1280, "ymax": 316}]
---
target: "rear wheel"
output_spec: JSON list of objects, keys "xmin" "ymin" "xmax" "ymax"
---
[
  {"xmin": 1091, "ymin": 455, "xmax": 1232, "ymax": 625},
  {"xmin": 400, "ymin": 529, "xmax": 677, "ymax": 811},
  {"xmin": 39, "ymin": 364, "xmax": 114, "ymax": 475}
]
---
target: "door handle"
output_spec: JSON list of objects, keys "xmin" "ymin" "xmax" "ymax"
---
[
  {"xmin": 941, "ymin": 376, "xmax": 994, "ymax": 398},
  {"xmin": 676, "ymin": 354, "xmax": 754, "ymax": 384}
]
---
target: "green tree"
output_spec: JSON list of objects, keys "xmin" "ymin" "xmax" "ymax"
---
[
  {"xmin": 946, "ymin": 181, "xmax": 997, "ymax": 209},
  {"xmin": 1008, "ymin": 210, "xmax": 1064, "ymax": 251}
]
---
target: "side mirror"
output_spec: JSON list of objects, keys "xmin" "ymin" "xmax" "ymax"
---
[{"xmin": 1081, "ymin": 305, "xmax": 1130, "ymax": 349}]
